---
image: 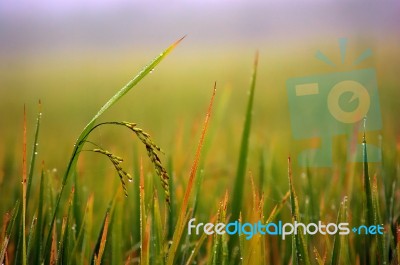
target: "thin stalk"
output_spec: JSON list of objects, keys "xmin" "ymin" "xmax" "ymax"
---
[{"xmin": 22, "ymin": 106, "xmax": 27, "ymax": 265}]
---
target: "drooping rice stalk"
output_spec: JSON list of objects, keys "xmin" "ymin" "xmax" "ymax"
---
[{"xmin": 43, "ymin": 37, "xmax": 184, "ymax": 262}]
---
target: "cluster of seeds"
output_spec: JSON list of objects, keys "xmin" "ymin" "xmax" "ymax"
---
[
  {"xmin": 91, "ymin": 148, "xmax": 133, "ymax": 196},
  {"xmin": 121, "ymin": 122, "xmax": 170, "ymax": 204},
  {"xmin": 83, "ymin": 121, "xmax": 170, "ymax": 204}
]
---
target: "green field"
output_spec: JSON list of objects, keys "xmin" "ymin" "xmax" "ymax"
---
[{"xmin": 0, "ymin": 39, "xmax": 399, "ymax": 264}]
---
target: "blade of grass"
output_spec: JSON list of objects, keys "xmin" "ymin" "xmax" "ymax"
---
[
  {"xmin": 26, "ymin": 100, "xmax": 42, "ymax": 208},
  {"xmin": 35, "ymin": 163, "xmax": 45, "ymax": 264},
  {"xmin": 142, "ymin": 218, "xmax": 151, "ymax": 265},
  {"xmin": 44, "ymin": 37, "xmax": 184, "ymax": 261},
  {"xmin": 396, "ymin": 224, "xmax": 400, "ymax": 265},
  {"xmin": 26, "ymin": 214, "xmax": 37, "ymax": 261},
  {"xmin": 313, "ymin": 247, "xmax": 324, "ymax": 265},
  {"xmin": 221, "ymin": 192, "xmax": 229, "ymax": 265},
  {"xmin": 181, "ymin": 101, "xmax": 232, "ymax": 262},
  {"xmin": 231, "ymin": 51, "xmax": 258, "ymax": 222},
  {"xmin": 361, "ymin": 132, "xmax": 378, "ymax": 264},
  {"xmin": 50, "ymin": 222, "xmax": 57, "ymax": 265},
  {"xmin": 210, "ymin": 192, "xmax": 228, "ymax": 265},
  {"xmin": 181, "ymin": 86, "xmax": 232, "ymax": 263},
  {"xmin": 243, "ymin": 175, "xmax": 264, "ymax": 265},
  {"xmin": 22, "ymin": 105, "xmax": 27, "ymax": 265},
  {"xmin": 266, "ymin": 191, "xmax": 290, "ymax": 223},
  {"xmin": 228, "ymin": 52, "xmax": 258, "ymax": 264},
  {"xmin": 388, "ymin": 180, "xmax": 396, "ymax": 247},
  {"xmin": 132, "ymin": 147, "xmax": 141, "ymax": 244},
  {"xmin": 111, "ymin": 203, "xmax": 122, "ymax": 265},
  {"xmin": 67, "ymin": 195, "xmax": 90, "ymax": 265},
  {"xmin": 42, "ymin": 165, "xmax": 57, "ymax": 264},
  {"xmin": 288, "ymin": 157, "xmax": 311, "ymax": 265},
  {"xmin": 72, "ymin": 171, "xmax": 82, "ymax": 239},
  {"xmin": 362, "ymin": 133, "xmax": 374, "ymax": 227},
  {"xmin": 94, "ymin": 212, "xmax": 110, "ymax": 265},
  {"xmin": 0, "ymin": 200, "xmax": 20, "ymax": 264},
  {"xmin": 91, "ymin": 194, "xmax": 117, "ymax": 265},
  {"xmin": 259, "ymin": 150, "xmax": 265, "ymax": 197},
  {"xmin": 187, "ymin": 213, "xmax": 217, "ymax": 265},
  {"xmin": 371, "ymin": 174, "xmax": 388, "ymax": 264},
  {"xmin": 238, "ymin": 213, "xmax": 245, "ymax": 263},
  {"xmin": 167, "ymin": 156, "xmax": 175, "ymax": 240},
  {"xmin": 209, "ymin": 211, "xmax": 222, "ymax": 265},
  {"xmin": 81, "ymin": 194, "xmax": 94, "ymax": 264},
  {"xmin": 152, "ymin": 190, "xmax": 165, "ymax": 265},
  {"xmin": 139, "ymin": 157, "xmax": 149, "ymax": 265},
  {"xmin": 305, "ymin": 167, "xmax": 319, "ymax": 223},
  {"xmin": 185, "ymin": 232, "xmax": 208, "ymax": 265},
  {"xmin": 330, "ymin": 196, "xmax": 350, "ymax": 265},
  {"xmin": 166, "ymin": 84, "xmax": 216, "ymax": 265},
  {"xmin": 57, "ymin": 187, "xmax": 74, "ymax": 265},
  {"xmin": 192, "ymin": 84, "xmax": 231, "ymax": 216},
  {"xmin": 180, "ymin": 169, "xmax": 204, "ymax": 264},
  {"xmin": 57, "ymin": 216, "xmax": 68, "ymax": 265}
]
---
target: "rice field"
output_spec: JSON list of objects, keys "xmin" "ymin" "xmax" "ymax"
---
[{"xmin": 0, "ymin": 37, "xmax": 399, "ymax": 265}]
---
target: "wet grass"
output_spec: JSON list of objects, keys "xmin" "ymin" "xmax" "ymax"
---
[{"xmin": 0, "ymin": 40, "xmax": 399, "ymax": 264}]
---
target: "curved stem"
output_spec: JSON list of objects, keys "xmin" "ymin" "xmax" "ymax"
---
[{"xmin": 43, "ymin": 121, "xmax": 122, "ymax": 262}]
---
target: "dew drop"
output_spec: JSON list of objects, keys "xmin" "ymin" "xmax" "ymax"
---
[
  {"xmin": 34, "ymin": 152, "xmax": 38, "ymax": 155},
  {"xmin": 150, "ymin": 68, "xmax": 154, "ymax": 74},
  {"xmin": 128, "ymin": 179, "xmax": 133, "ymax": 182}
]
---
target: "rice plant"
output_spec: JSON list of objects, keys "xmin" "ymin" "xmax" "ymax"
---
[{"xmin": 0, "ymin": 38, "xmax": 399, "ymax": 265}]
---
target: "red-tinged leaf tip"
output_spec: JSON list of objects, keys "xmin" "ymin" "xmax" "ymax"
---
[
  {"xmin": 254, "ymin": 50, "xmax": 259, "ymax": 67},
  {"xmin": 167, "ymin": 35, "xmax": 186, "ymax": 53},
  {"xmin": 176, "ymin": 35, "xmax": 187, "ymax": 45},
  {"xmin": 184, "ymin": 83, "xmax": 216, "ymax": 204},
  {"xmin": 166, "ymin": 84, "xmax": 216, "ymax": 265}
]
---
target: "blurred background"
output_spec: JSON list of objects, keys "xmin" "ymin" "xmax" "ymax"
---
[{"xmin": 0, "ymin": 0, "xmax": 399, "ymax": 200}]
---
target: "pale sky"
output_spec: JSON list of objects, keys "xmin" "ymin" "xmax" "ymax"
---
[{"xmin": 0, "ymin": 1, "xmax": 399, "ymax": 56}]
